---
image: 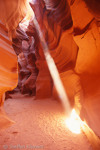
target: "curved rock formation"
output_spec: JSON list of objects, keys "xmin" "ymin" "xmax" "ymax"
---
[
  {"xmin": 12, "ymin": 26, "xmax": 29, "ymax": 55},
  {"xmin": 0, "ymin": 21, "xmax": 18, "ymax": 105},
  {"xmin": 0, "ymin": 0, "xmax": 27, "ymax": 35},
  {"xmin": 29, "ymin": 1, "xmax": 100, "ymax": 145},
  {"xmin": 0, "ymin": 21, "xmax": 18, "ymax": 129},
  {"xmin": 68, "ymin": 0, "xmax": 100, "ymax": 137},
  {"xmin": 12, "ymin": 25, "xmax": 38, "ymax": 96},
  {"xmin": 26, "ymin": 17, "xmax": 53, "ymax": 99},
  {"xmin": 43, "ymin": 0, "xmax": 73, "ymax": 30},
  {"xmin": 83, "ymin": 0, "xmax": 100, "ymax": 20},
  {"xmin": 29, "ymin": 0, "xmax": 82, "ymax": 115},
  {"xmin": 18, "ymin": 52, "xmax": 31, "ymax": 94},
  {"xmin": 0, "ymin": 2, "xmax": 100, "ymax": 148}
]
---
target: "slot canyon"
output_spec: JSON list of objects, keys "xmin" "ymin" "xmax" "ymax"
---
[{"xmin": 0, "ymin": 0, "xmax": 100, "ymax": 149}]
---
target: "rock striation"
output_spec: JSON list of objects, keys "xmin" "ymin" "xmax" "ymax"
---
[{"xmin": 0, "ymin": 0, "xmax": 100, "ymax": 142}]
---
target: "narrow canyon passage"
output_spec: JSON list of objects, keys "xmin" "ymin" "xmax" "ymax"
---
[
  {"xmin": 0, "ymin": 0, "xmax": 100, "ymax": 149},
  {"xmin": 0, "ymin": 93, "xmax": 92, "ymax": 150}
]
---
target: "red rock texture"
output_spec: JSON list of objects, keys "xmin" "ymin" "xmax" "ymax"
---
[
  {"xmin": 18, "ymin": 52, "xmax": 31, "ymax": 94},
  {"xmin": 0, "ymin": 21, "xmax": 18, "ymax": 106},
  {"xmin": 0, "ymin": 21, "xmax": 18, "ymax": 129},
  {"xmin": 0, "ymin": 0, "xmax": 100, "ymax": 143},
  {"xmin": 0, "ymin": 0, "xmax": 27, "ymax": 35},
  {"xmin": 29, "ymin": 0, "xmax": 100, "ymax": 139},
  {"xmin": 83, "ymin": 0, "xmax": 100, "ymax": 20},
  {"xmin": 12, "ymin": 26, "xmax": 29, "ymax": 55},
  {"xmin": 12, "ymin": 25, "xmax": 38, "ymax": 96},
  {"xmin": 29, "ymin": 0, "xmax": 82, "ymax": 115},
  {"xmin": 26, "ymin": 17, "xmax": 53, "ymax": 99}
]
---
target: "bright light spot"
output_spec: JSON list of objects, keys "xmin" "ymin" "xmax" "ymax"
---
[
  {"xmin": 19, "ymin": 19, "xmax": 30, "ymax": 31},
  {"xmin": 19, "ymin": 0, "xmax": 35, "ymax": 31},
  {"xmin": 28, "ymin": 0, "xmax": 36, "ymax": 3},
  {"xmin": 28, "ymin": 0, "xmax": 33, "ymax": 2},
  {"xmin": 65, "ymin": 109, "xmax": 81, "ymax": 134}
]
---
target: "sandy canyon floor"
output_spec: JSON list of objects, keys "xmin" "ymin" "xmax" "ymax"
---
[{"xmin": 0, "ymin": 93, "xmax": 93, "ymax": 150}]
